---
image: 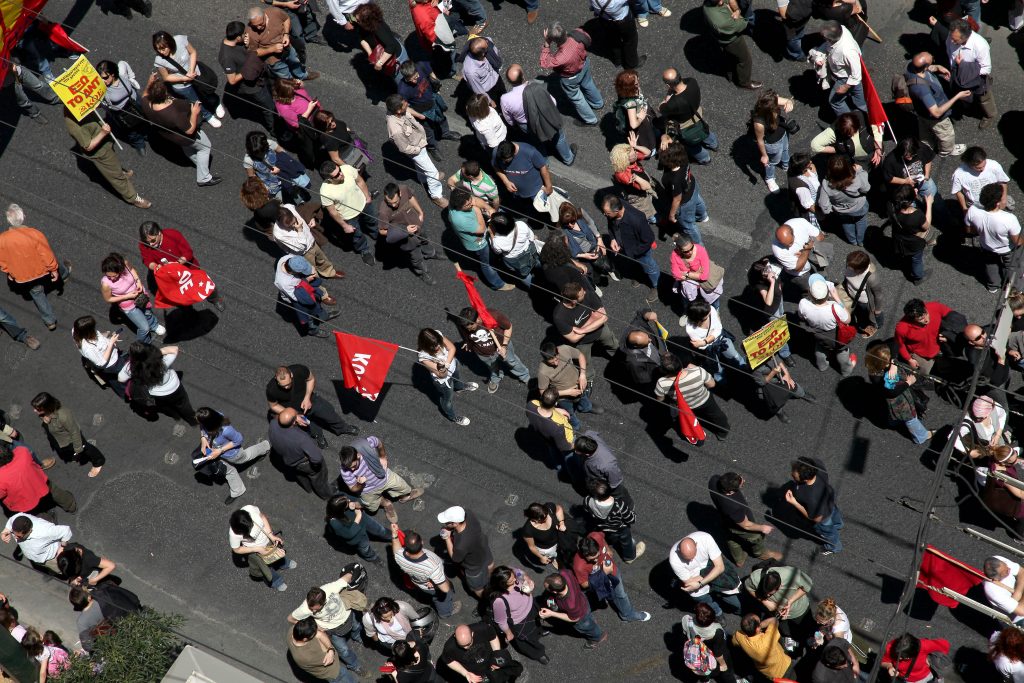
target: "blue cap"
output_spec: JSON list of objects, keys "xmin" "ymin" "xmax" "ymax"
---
[{"xmin": 287, "ymin": 256, "xmax": 313, "ymax": 276}]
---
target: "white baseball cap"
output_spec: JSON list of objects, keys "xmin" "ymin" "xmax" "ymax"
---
[
  {"xmin": 437, "ymin": 506, "xmax": 466, "ymax": 524},
  {"xmin": 808, "ymin": 273, "xmax": 829, "ymax": 301}
]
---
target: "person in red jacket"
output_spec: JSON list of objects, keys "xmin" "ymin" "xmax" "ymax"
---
[
  {"xmin": 881, "ymin": 632, "xmax": 950, "ymax": 682},
  {"xmin": 137, "ymin": 221, "xmax": 224, "ymax": 311},
  {"xmin": 893, "ymin": 298, "xmax": 952, "ymax": 377},
  {"xmin": 0, "ymin": 442, "xmax": 76, "ymax": 515}
]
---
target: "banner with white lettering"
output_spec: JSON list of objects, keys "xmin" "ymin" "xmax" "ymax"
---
[
  {"xmin": 334, "ymin": 331, "xmax": 399, "ymax": 402},
  {"xmin": 152, "ymin": 263, "xmax": 216, "ymax": 308}
]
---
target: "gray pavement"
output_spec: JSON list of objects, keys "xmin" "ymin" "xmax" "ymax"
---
[{"xmin": 0, "ymin": 0, "xmax": 1021, "ymax": 681}]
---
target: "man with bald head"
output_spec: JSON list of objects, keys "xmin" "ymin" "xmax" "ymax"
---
[
  {"xmin": 962, "ymin": 322, "xmax": 1010, "ymax": 390},
  {"xmin": 659, "ymin": 67, "xmax": 718, "ymax": 164},
  {"xmin": 442, "ymin": 622, "xmax": 523, "ymax": 681},
  {"xmin": 622, "ymin": 329, "xmax": 664, "ymax": 390},
  {"xmin": 462, "ymin": 37, "xmax": 506, "ymax": 105},
  {"xmin": 502, "ymin": 64, "xmax": 578, "ymax": 166},
  {"xmin": 668, "ymin": 530, "xmax": 742, "ymax": 618},
  {"xmin": 266, "ymin": 364, "xmax": 357, "ymax": 450},
  {"xmin": 268, "ymin": 407, "xmax": 333, "ymax": 499},
  {"xmin": 905, "ymin": 52, "xmax": 970, "ymax": 157},
  {"xmin": 771, "ymin": 217, "xmax": 831, "ymax": 292}
]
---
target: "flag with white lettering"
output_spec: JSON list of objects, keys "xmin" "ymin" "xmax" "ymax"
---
[
  {"xmin": 334, "ymin": 331, "xmax": 399, "ymax": 401},
  {"xmin": 152, "ymin": 263, "xmax": 216, "ymax": 308}
]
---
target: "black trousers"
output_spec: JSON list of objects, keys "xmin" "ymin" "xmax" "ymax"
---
[
  {"xmin": 293, "ymin": 458, "xmax": 334, "ymax": 499},
  {"xmin": 509, "ymin": 605, "xmax": 547, "ymax": 661},
  {"xmin": 722, "ymin": 37, "xmax": 753, "ymax": 87},
  {"xmin": 602, "ymin": 17, "xmax": 640, "ymax": 68},
  {"xmin": 223, "ymin": 84, "xmax": 277, "ymax": 133},
  {"xmin": 56, "ymin": 441, "xmax": 106, "ymax": 468},
  {"xmin": 693, "ymin": 395, "xmax": 730, "ymax": 438},
  {"xmin": 155, "ymin": 385, "xmax": 197, "ymax": 425},
  {"xmin": 306, "ymin": 394, "xmax": 354, "ymax": 439}
]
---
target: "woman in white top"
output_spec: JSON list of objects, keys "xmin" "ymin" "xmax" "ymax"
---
[
  {"xmin": 72, "ymin": 315, "xmax": 128, "ymax": 400},
  {"xmin": 118, "ymin": 342, "xmax": 197, "ymax": 425},
  {"xmin": 488, "ymin": 213, "xmax": 542, "ymax": 287},
  {"xmin": 992, "ymin": 625, "xmax": 1024, "ymax": 683},
  {"xmin": 798, "ymin": 274, "xmax": 857, "ymax": 376},
  {"xmin": 229, "ymin": 505, "xmax": 296, "ymax": 591},
  {"xmin": 681, "ymin": 299, "xmax": 748, "ymax": 382},
  {"xmin": 151, "ymin": 31, "xmax": 224, "ymax": 127},
  {"xmin": 362, "ymin": 597, "xmax": 420, "ymax": 649},
  {"xmin": 955, "ymin": 395, "xmax": 1012, "ymax": 459},
  {"xmin": 812, "ymin": 597, "xmax": 853, "ymax": 647},
  {"xmin": 466, "ymin": 93, "xmax": 507, "ymax": 155},
  {"xmin": 416, "ymin": 328, "xmax": 477, "ymax": 426}
]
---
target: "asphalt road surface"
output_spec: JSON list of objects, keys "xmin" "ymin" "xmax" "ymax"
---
[{"xmin": 1, "ymin": 0, "xmax": 1022, "ymax": 680}]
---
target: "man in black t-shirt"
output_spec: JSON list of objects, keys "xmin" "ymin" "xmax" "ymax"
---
[
  {"xmin": 784, "ymin": 457, "xmax": 844, "ymax": 555},
  {"xmin": 881, "ymin": 137, "xmax": 937, "ymax": 202},
  {"xmin": 812, "ymin": 638, "xmax": 861, "ymax": 683},
  {"xmin": 658, "ymin": 68, "xmax": 719, "ymax": 164},
  {"xmin": 552, "ymin": 282, "xmax": 619, "ymax": 363},
  {"xmin": 442, "ymin": 623, "xmax": 523, "ymax": 682},
  {"xmin": 218, "ymin": 22, "xmax": 275, "ymax": 132},
  {"xmin": 266, "ymin": 364, "xmax": 357, "ymax": 447},
  {"xmin": 453, "ymin": 306, "xmax": 531, "ymax": 393},
  {"xmin": 709, "ymin": 472, "xmax": 782, "ymax": 567},
  {"xmin": 439, "ymin": 506, "xmax": 495, "ymax": 598}
]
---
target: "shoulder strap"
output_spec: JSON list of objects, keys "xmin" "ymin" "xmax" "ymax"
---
[{"xmin": 499, "ymin": 595, "xmax": 515, "ymax": 632}]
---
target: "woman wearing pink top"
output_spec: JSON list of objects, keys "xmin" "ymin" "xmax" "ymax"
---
[
  {"xmin": 669, "ymin": 233, "xmax": 722, "ymax": 312},
  {"xmin": 99, "ymin": 252, "xmax": 164, "ymax": 344},
  {"xmin": 485, "ymin": 565, "xmax": 548, "ymax": 664},
  {"xmin": 271, "ymin": 79, "xmax": 320, "ymax": 168}
]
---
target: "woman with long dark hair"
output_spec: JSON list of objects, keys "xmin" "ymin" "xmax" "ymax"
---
[
  {"xmin": 818, "ymin": 154, "xmax": 871, "ymax": 246},
  {"xmin": 99, "ymin": 252, "xmax": 163, "ymax": 344},
  {"xmin": 72, "ymin": 315, "xmax": 129, "ymax": 400},
  {"xmin": 747, "ymin": 257, "xmax": 793, "ymax": 364},
  {"xmin": 416, "ymin": 328, "xmax": 477, "ymax": 426},
  {"xmin": 520, "ymin": 502, "xmax": 565, "ymax": 569},
  {"xmin": 483, "ymin": 565, "xmax": 547, "ymax": 663},
  {"xmin": 195, "ymin": 407, "xmax": 271, "ymax": 504},
  {"xmin": 118, "ymin": 342, "xmax": 196, "ymax": 424},
  {"xmin": 271, "ymin": 79, "xmax": 320, "ymax": 168},
  {"xmin": 244, "ymin": 130, "xmax": 311, "ymax": 204},
  {"xmin": 750, "ymin": 89, "xmax": 794, "ymax": 194},
  {"xmin": 97, "ymin": 59, "xmax": 148, "ymax": 154},
  {"xmin": 539, "ymin": 230, "xmax": 597, "ymax": 296},
  {"xmin": 151, "ymin": 31, "xmax": 224, "ymax": 126},
  {"xmin": 881, "ymin": 632, "xmax": 950, "ymax": 683}
]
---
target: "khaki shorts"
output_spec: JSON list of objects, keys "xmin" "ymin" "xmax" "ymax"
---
[{"xmin": 360, "ymin": 470, "xmax": 412, "ymax": 512}]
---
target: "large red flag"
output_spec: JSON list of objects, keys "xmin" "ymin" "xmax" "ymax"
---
[
  {"xmin": 0, "ymin": 1, "xmax": 50, "ymax": 83},
  {"xmin": 674, "ymin": 372, "xmax": 706, "ymax": 445},
  {"xmin": 859, "ymin": 57, "xmax": 888, "ymax": 132},
  {"xmin": 455, "ymin": 270, "xmax": 498, "ymax": 329},
  {"xmin": 334, "ymin": 331, "xmax": 399, "ymax": 401},
  {"xmin": 152, "ymin": 264, "xmax": 216, "ymax": 308},
  {"xmin": 917, "ymin": 545, "xmax": 984, "ymax": 608}
]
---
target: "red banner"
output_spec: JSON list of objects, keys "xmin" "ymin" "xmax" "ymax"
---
[
  {"xmin": 0, "ymin": 1, "xmax": 49, "ymax": 84},
  {"xmin": 674, "ymin": 372, "xmax": 706, "ymax": 445},
  {"xmin": 860, "ymin": 57, "xmax": 888, "ymax": 132},
  {"xmin": 917, "ymin": 545, "xmax": 984, "ymax": 608},
  {"xmin": 455, "ymin": 270, "xmax": 498, "ymax": 329},
  {"xmin": 152, "ymin": 264, "xmax": 216, "ymax": 308},
  {"xmin": 334, "ymin": 331, "xmax": 399, "ymax": 401}
]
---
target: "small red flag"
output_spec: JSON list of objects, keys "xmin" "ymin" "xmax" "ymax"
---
[
  {"xmin": 917, "ymin": 545, "xmax": 985, "ymax": 608},
  {"xmin": 334, "ymin": 331, "xmax": 399, "ymax": 401},
  {"xmin": 152, "ymin": 264, "xmax": 215, "ymax": 308},
  {"xmin": 674, "ymin": 371, "xmax": 706, "ymax": 445},
  {"xmin": 455, "ymin": 270, "xmax": 498, "ymax": 329},
  {"xmin": 859, "ymin": 57, "xmax": 888, "ymax": 131},
  {"xmin": 36, "ymin": 18, "xmax": 88, "ymax": 53}
]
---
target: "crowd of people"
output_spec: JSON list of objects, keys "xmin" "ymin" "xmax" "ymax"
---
[{"xmin": 2, "ymin": 0, "xmax": 1024, "ymax": 681}]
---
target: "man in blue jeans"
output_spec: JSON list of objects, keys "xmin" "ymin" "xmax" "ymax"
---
[
  {"xmin": 326, "ymin": 495, "xmax": 392, "ymax": 562},
  {"xmin": 572, "ymin": 532, "xmax": 652, "ymax": 623},
  {"xmin": 784, "ymin": 456, "xmax": 844, "ymax": 555},
  {"xmin": 288, "ymin": 572, "xmax": 364, "ymax": 678},
  {"xmin": 602, "ymin": 195, "xmax": 658, "ymax": 302},
  {"xmin": 0, "ymin": 306, "xmax": 40, "ymax": 350},
  {"xmin": 447, "ymin": 188, "xmax": 513, "ymax": 291},
  {"xmin": 819, "ymin": 21, "xmax": 866, "ymax": 117},
  {"xmin": 0, "ymin": 205, "xmax": 71, "ymax": 331},
  {"xmin": 539, "ymin": 569, "xmax": 608, "ymax": 649},
  {"xmin": 540, "ymin": 23, "xmax": 604, "ymax": 125}
]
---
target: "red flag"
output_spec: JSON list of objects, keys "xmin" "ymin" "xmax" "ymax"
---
[
  {"xmin": 334, "ymin": 331, "xmax": 399, "ymax": 401},
  {"xmin": 674, "ymin": 372, "xmax": 706, "ymax": 445},
  {"xmin": 152, "ymin": 264, "xmax": 215, "ymax": 308},
  {"xmin": 917, "ymin": 545, "xmax": 984, "ymax": 608},
  {"xmin": 859, "ymin": 57, "xmax": 888, "ymax": 131},
  {"xmin": 0, "ymin": 1, "xmax": 50, "ymax": 84},
  {"xmin": 36, "ymin": 18, "xmax": 87, "ymax": 53},
  {"xmin": 455, "ymin": 270, "xmax": 498, "ymax": 329}
]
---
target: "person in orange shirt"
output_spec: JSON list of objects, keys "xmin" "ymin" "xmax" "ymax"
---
[
  {"xmin": 732, "ymin": 613, "xmax": 795, "ymax": 680},
  {"xmin": 0, "ymin": 204, "xmax": 71, "ymax": 331}
]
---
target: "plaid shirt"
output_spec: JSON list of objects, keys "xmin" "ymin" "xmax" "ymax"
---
[{"xmin": 540, "ymin": 36, "xmax": 588, "ymax": 77}]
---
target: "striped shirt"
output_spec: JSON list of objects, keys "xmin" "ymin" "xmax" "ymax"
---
[
  {"xmin": 394, "ymin": 549, "xmax": 447, "ymax": 589},
  {"xmin": 655, "ymin": 366, "xmax": 711, "ymax": 408},
  {"xmin": 339, "ymin": 436, "xmax": 386, "ymax": 493}
]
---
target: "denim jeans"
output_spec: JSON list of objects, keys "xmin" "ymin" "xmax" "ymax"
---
[
  {"xmin": 123, "ymin": 305, "xmax": 160, "ymax": 344},
  {"xmin": 630, "ymin": 0, "xmax": 664, "ymax": 19},
  {"xmin": 960, "ymin": 0, "xmax": 981, "ymax": 22},
  {"xmin": 421, "ymin": 95, "xmax": 452, "ymax": 148},
  {"xmin": 814, "ymin": 506, "xmax": 844, "ymax": 553},
  {"xmin": 435, "ymin": 367, "xmax": 469, "ymax": 421},
  {"xmin": 603, "ymin": 527, "xmax": 637, "ymax": 561},
  {"xmin": 560, "ymin": 59, "xmax": 604, "ymax": 124},
  {"xmin": 635, "ymin": 250, "xmax": 660, "ymax": 288},
  {"xmin": 837, "ymin": 209, "xmax": 869, "ymax": 245},
  {"xmin": 692, "ymin": 589, "xmax": 741, "ymax": 617},
  {"xmin": 675, "ymin": 182, "xmax": 707, "ymax": 246},
  {"xmin": 427, "ymin": 584, "xmax": 457, "ymax": 617},
  {"xmin": 905, "ymin": 417, "xmax": 930, "ymax": 444},
  {"xmin": 707, "ymin": 335, "xmax": 747, "ymax": 381},
  {"xmin": 609, "ymin": 580, "xmax": 646, "ymax": 621},
  {"xmin": 0, "ymin": 306, "xmax": 28, "ymax": 343},
  {"xmin": 477, "ymin": 342, "xmax": 531, "ymax": 384},
  {"xmin": 27, "ymin": 262, "xmax": 69, "ymax": 326},
  {"xmin": 573, "ymin": 610, "xmax": 603, "ymax": 641},
  {"xmin": 557, "ymin": 384, "xmax": 594, "ymax": 431},
  {"xmin": 468, "ymin": 241, "xmax": 508, "ymax": 290},
  {"xmin": 917, "ymin": 177, "xmax": 937, "ymax": 199},
  {"xmin": 267, "ymin": 46, "xmax": 308, "ymax": 80},
  {"xmin": 176, "ymin": 83, "xmax": 215, "ymax": 122},
  {"xmin": 763, "ymin": 135, "xmax": 790, "ymax": 182},
  {"xmin": 828, "ymin": 79, "xmax": 867, "ymax": 117},
  {"xmin": 769, "ymin": 301, "xmax": 792, "ymax": 359},
  {"xmin": 685, "ymin": 131, "xmax": 719, "ymax": 165},
  {"xmin": 356, "ymin": 513, "xmax": 392, "ymax": 561},
  {"xmin": 908, "ymin": 250, "xmax": 925, "ymax": 281},
  {"xmin": 328, "ymin": 618, "xmax": 363, "ymax": 673},
  {"xmin": 551, "ymin": 128, "xmax": 575, "ymax": 165},
  {"xmin": 785, "ymin": 23, "xmax": 807, "ymax": 60},
  {"xmin": 348, "ymin": 201, "xmax": 379, "ymax": 255},
  {"xmin": 454, "ymin": 0, "xmax": 487, "ymax": 23}
]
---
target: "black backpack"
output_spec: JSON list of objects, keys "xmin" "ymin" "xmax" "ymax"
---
[{"xmin": 93, "ymin": 582, "xmax": 143, "ymax": 622}]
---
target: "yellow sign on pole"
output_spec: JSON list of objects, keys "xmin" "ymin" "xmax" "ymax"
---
[
  {"xmin": 742, "ymin": 317, "xmax": 791, "ymax": 370},
  {"xmin": 49, "ymin": 55, "xmax": 106, "ymax": 121}
]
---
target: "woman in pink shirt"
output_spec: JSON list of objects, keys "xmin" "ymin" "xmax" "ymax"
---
[
  {"xmin": 485, "ymin": 566, "xmax": 548, "ymax": 664},
  {"xmin": 670, "ymin": 234, "xmax": 722, "ymax": 311},
  {"xmin": 99, "ymin": 253, "xmax": 164, "ymax": 344},
  {"xmin": 271, "ymin": 79, "xmax": 320, "ymax": 168}
]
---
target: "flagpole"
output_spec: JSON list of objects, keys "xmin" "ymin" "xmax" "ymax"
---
[{"xmin": 453, "ymin": 262, "xmax": 504, "ymax": 349}]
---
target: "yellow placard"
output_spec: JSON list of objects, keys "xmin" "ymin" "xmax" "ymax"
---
[
  {"xmin": 49, "ymin": 55, "xmax": 106, "ymax": 121},
  {"xmin": 742, "ymin": 317, "xmax": 791, "ymax": 370}
]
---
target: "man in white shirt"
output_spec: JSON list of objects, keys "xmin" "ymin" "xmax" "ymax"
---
[
  {"xmin": 946, "ymin": 18, "xmax": 997, "ymax": 129},
  {"xmin": 668, "ymin": 531, "xmax": 740, "ymax": 618},
  {"xmin": 820, "ymin": 21, "xmax": 865, "ymax": 117},
  {"xmin": 287, "ymin": 570, "xmax": 363, "ymax": 674},
  {"xmin": 966, "ymin": 184, "xmax": 1022, "ymax": 292},
  {"xmin": 952, "ymin": 146, "xmax": 1013, "ymax": 214},
  {"xmin": 272, "ymin": 204, "xmax": 344, "ymax": 280},
  {"xmin": 771, "ymin": 218, "xmax": 832, "ymax": 292},
  {"xmin": 798, "ymin": 274, "xmax": 856, "ymax": 376},
  {"xmin": 1, "ymin": 513, "xmax": 71, "ymax": 571},
  {"xmin": 983, "ymin": 555, "xmax": 1024, "ymax": 621}
]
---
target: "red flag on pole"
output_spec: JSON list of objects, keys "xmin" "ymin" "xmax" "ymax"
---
[
  {"xmin": 152, "ymin": 264, "xmax": 216, "ymax": 308},
  {"xmin": 916, "ymin": 545, "xmax": 985, "ymax": 608},
  {"xmin": 674, "ymin": 372, "xmax": 706, "ymax": 445},
  {"xmin": 0, "ymin": 1, "xmax": 50, "ymax": 84},
  {"xmin": 455, "ymin": 270, "xmax": 498, "ymax": 329},
  {"xmin": 36, "ymin": 18, "xmax": 88, "ymax": 53},
  {"xmin": 334, "ymin": 331, "xmax": 399, "ymax": 401},
  {"xmin": 859, "ymin": 57, "xmax": 889, "ymax": 132}
]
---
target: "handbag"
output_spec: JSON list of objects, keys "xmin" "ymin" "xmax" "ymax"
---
[
  {"xmin": 129, "ymin": 269, "xmax": 150, "ymax": 310},
  {"xmin": 259, "ymin": 544, "xmax": 287, "ymax": 565},
  {"xmin": 699, "ymin": 261, "xmax": 725, "ymax": 293},
  {"xmin": 190, "ymin": 446, "xmax": 227, "ymax": 478},
  {"xmin": 781, "ymin": 116, "xmax": 800, "ymax": 135},
  {"xmin": 369, "ymin": 43, "xmax": 399, "ymax": 76},
  {"xmin": 672, "ymin": 108, "xmax": 710, "ymax": 146},
  {"xmin": 832, "ymin": 304, "xmax": 857, "ymax": 346},
  {"xmin": 163, "ymin": 54, "xmax": 219, "ymax": 97}
]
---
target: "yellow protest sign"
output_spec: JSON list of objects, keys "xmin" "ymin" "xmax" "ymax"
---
[
  {"xmin": 49, "ymin": 55, "xmax": 106, "ymax": 121},
  {"xmin": 742, "ymin": 317, "xmax": 791, "ymax": 370}
]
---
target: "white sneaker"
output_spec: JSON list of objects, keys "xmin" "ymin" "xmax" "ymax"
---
[
  {"xmin": 454, "ymin": 416, "xmax": 471, "ymax": 426},
  {"xmin": 207, "ymin": 117, "xmax": 222, "ymax": 129},
  {"xmin": 697, "ymin": 215, "xmax": 710, "ymax": 223},
  {"xmin": 154, "ymin": 324, "xmax": 167, "ymax": 336},
  {"xmin": 457, "ymin": 382, "xmax": 479, "ymax": 392},
  {"xmin": 215, "ymin": 104, "xmax": 226, "ymax": 119},
  {"xmin": 276, "ymin": 582, "xmax": 288, "ymax": 592},
  {"xmin": 608, "ymin": 272, "xmax": 621, "ymax": 282},
  {"xmin": 594, "ymin": 286, "xmax": 603, "ymax": 297},
  {"xmin": 766, "ymin": 178, "xmax": 781, "ymax": 193}
]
